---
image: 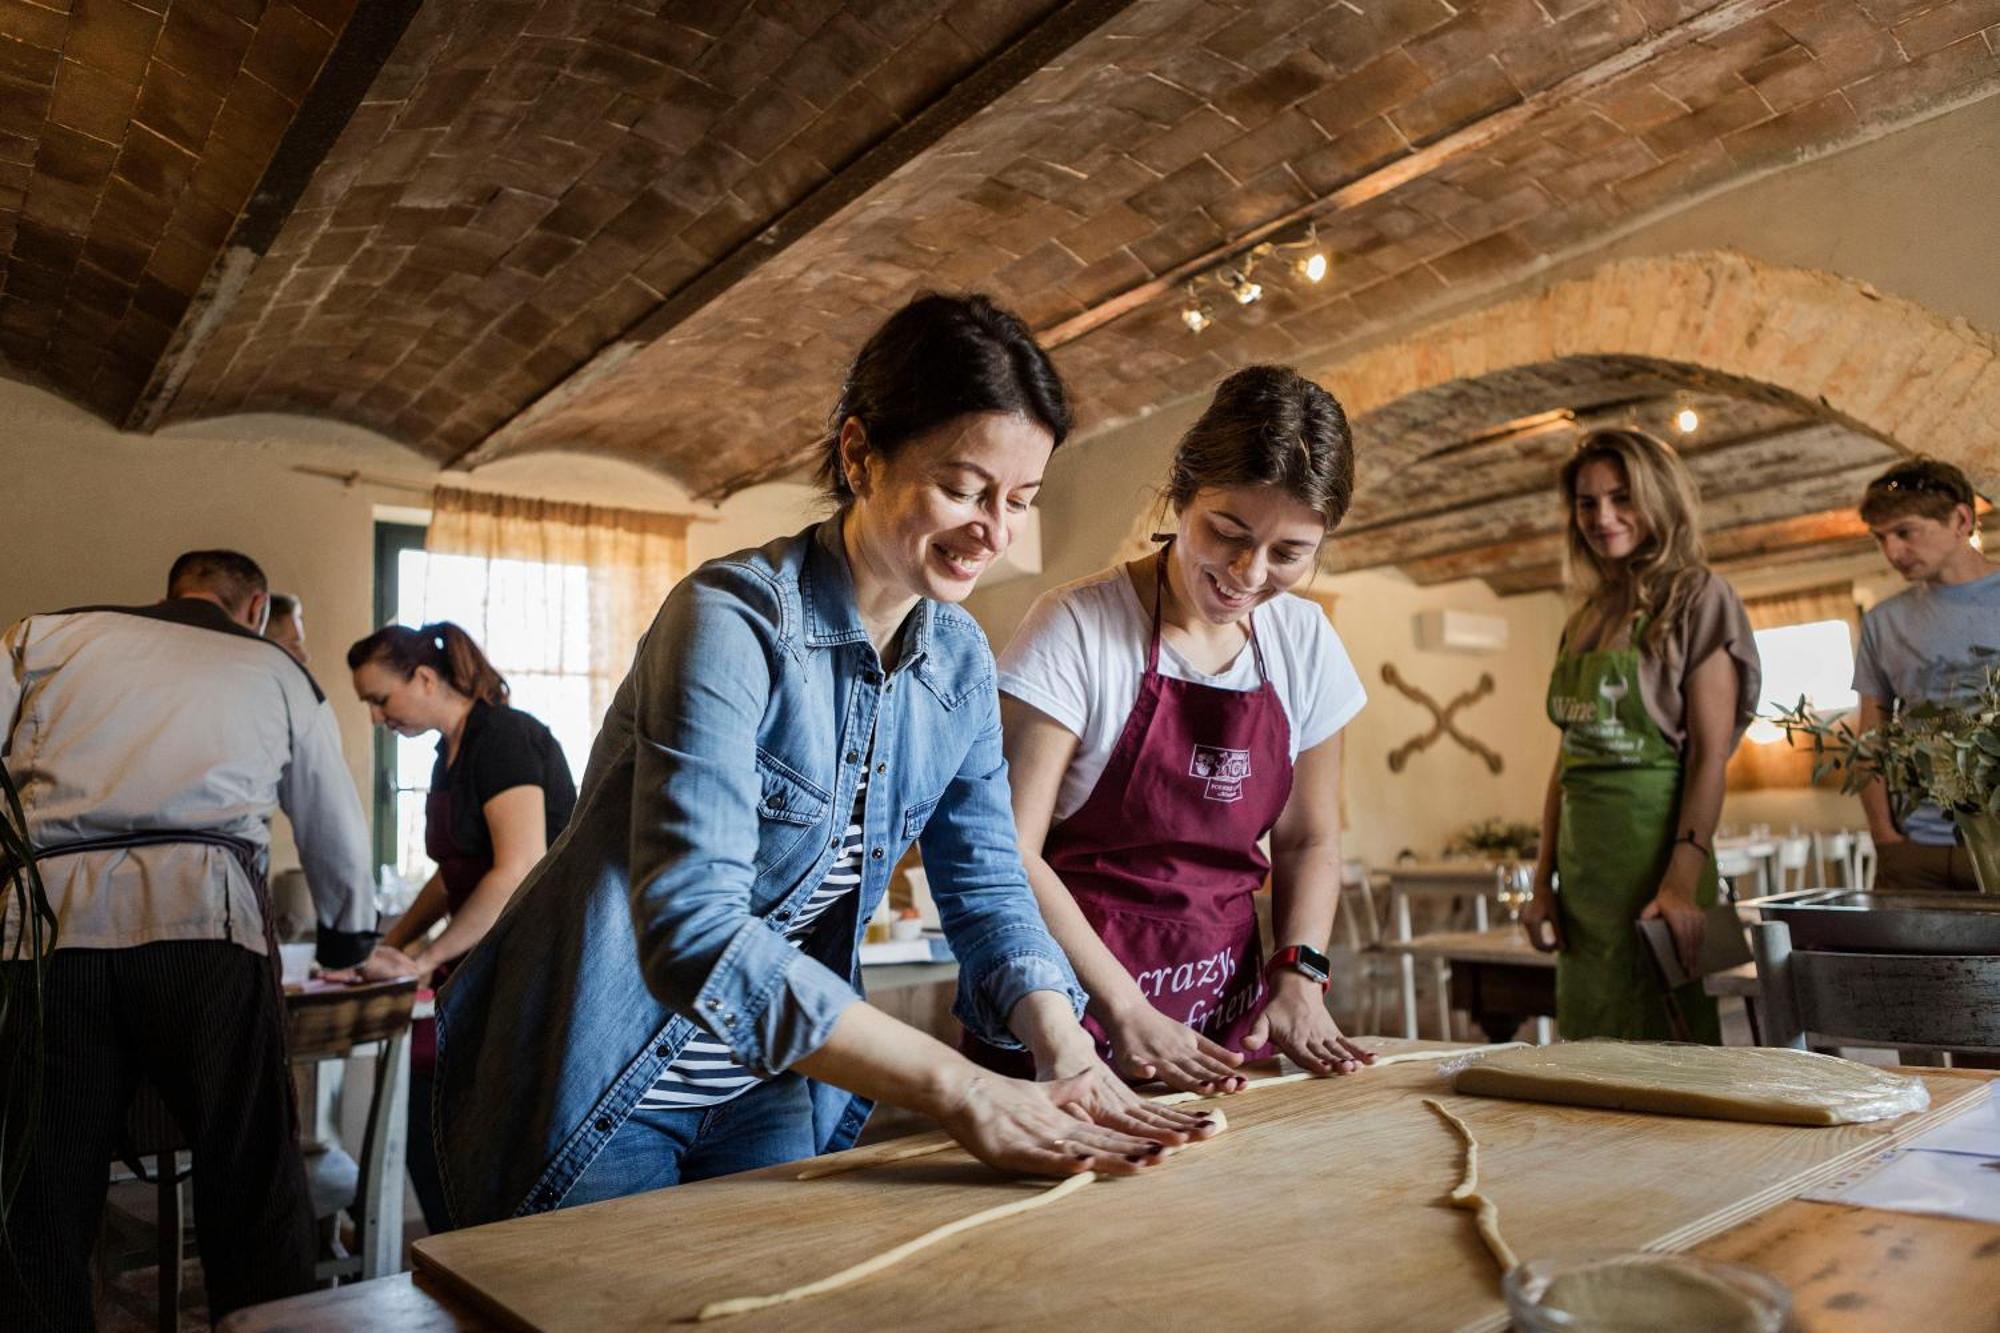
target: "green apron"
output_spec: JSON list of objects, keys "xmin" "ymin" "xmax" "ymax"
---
[{"xmin": 1546, "ymin": 614, "xmax": 1720, "ymax": 1043}]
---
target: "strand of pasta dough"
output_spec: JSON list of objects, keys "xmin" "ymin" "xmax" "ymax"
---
[
  {"xmin": 797, "ymin": 1044, "xmax": 1522, "ymax": 1177},
  {"xmin": 1423, "ymin": 1097, "xmax": 1519, "ymax": 1275},
  {"xmin": 1150, "ymin": 1041, "xmax": 1523, "ymax": 1105},
  {"xmin": 706, "ymin": 1110, "xmax": 1228, "ymax": 1321},
  {"xmin": 698, "ymin": 1172, "xmax": 1095, "ymax": 1320}
]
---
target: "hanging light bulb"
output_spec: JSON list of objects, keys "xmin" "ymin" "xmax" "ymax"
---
[
  {"xmin": 1231, "ymin": 276, "xmax": 1262, "ymax": 305},
  {"xmin": 1675, "ymin": 406, "xmax": 1699, "ymax": 434},
  {"xmin": 1182, "ymin": 302, "xmax": 1212, "ymax": 334},
  {"xmin": 1299, "ymin": 251, "xmax": 1328, "ymax": 283}
]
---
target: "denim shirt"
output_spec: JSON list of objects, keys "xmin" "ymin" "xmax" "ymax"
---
[{"xmin": 433, "ymin": 518, "xmax": 1085, "ymax": 1226}]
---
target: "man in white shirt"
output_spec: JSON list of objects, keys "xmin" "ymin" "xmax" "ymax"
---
[{"xmin": 1, "ymin": 550, "xmax": 376, "ymax": 1328}]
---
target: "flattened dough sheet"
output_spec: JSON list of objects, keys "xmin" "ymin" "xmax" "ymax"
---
[{"xmin": 1450, "ymin": 1041, "xmax": 1930, "ymax": 1126}]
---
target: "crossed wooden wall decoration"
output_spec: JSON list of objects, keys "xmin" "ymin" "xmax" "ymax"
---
[{"xmin": 1381, "ymin": 663, "xmax": 1505, "ymax": 775}]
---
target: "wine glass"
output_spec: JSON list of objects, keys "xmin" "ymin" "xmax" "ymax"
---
[{"xmin": 1493, "ymin": 860, "xmax": 1535, "ymax": 924}]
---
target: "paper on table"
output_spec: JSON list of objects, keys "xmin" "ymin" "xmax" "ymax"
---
[
  {"xmin": 1802, "ymin": 1147, "xmax": 2000, "ymax": 1225},
  {"xmin": 1899, "ymin": 1091, "xmax": 2000, "ymax": 1157}
]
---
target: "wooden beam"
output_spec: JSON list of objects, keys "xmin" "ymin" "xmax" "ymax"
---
[
  {"xmin": 448, "ymin": 0, "xmax": 1139, "ymax": 473},
  {"xmin": 127, "ymin": 1, "xmax": 425, "ymax": 431},
  {"xmin": 1034, "ymin": 0, "xmax": 1795, "ymax": 351}
]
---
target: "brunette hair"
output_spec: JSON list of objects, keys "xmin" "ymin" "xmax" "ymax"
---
[
  {"xmin": 1164, "ymin": 366, "xmax": 1355, "ymax": 530},
  {"xmin": 346, "ymin": 622, "xmax": 508, "ymax": 706},
  {"xmin": 1559, "ymin": 428, "xmax": 1706, "ymax": 654},
  {"xmin": 1858, "ymin": 456, "xmax": 1978, "ymax": 527},
  {"xmin": 818, "ymin": 292, "xmax": 1070, "ymax": 503},
  {"xmin": 167, "ymin": 549, "xmax": 267, "ymax": 615}
]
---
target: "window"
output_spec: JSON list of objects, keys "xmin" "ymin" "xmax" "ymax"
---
[
  {"xmin": 371, "ymin": 521, "xmax": 594, "ymax": 888},
  {"xmin": 1743, "ymin": 618, "xmax": 1858, "ymax": 744}
]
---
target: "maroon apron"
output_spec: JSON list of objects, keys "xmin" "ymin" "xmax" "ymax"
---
[
  {"xmin": 969, "ymin": 548, "xmax": 1295, "ymax": 1074},
  {"xmin": 411, "ymin": 784, "xmax": 488, "ymax": 1074}
]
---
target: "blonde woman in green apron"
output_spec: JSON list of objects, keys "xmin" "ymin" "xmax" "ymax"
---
[{"xmin": 1521, "ymin": 429, "xmax": 1760, "ymax": 1041}]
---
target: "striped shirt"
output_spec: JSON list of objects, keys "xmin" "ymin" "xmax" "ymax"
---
[{"xmin": 638, "ymin": 767, "xmax": 869, "ymax": 1111}]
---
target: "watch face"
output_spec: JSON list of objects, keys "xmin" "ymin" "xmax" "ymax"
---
[{"xmin": 1275, "ymin": 946, "xmax": 1331, "ymax": 982}]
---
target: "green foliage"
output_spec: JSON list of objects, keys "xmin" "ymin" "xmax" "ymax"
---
[
  {"xmin": 1444, "ymin": 817, "xmax": 1540, "ymax": 861},
  {"xmin": 0, "ymin": 759, "xmax": 58, "ymax": 1231},
  {"xmin": 1770, "ymin": 662, "xmax": 2000, "ymax": 821}
]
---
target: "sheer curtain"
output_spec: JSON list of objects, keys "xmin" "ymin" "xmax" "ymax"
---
[{"xmin": 423, "ymin": 487, "xmax": 693, "ymax": 733}]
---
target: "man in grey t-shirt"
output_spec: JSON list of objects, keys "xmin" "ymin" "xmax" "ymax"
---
[{"xmin": 1851, "ymin": 458, "xmax": 1999, "ymax": 893}]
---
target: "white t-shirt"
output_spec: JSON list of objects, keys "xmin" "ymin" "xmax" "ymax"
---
[{"xmin": 998, "ymin": 567, "xmax": 1367, "ymax": 821}]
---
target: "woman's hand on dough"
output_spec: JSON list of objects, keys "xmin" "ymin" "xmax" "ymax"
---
[
  {"xmin": 1037, "ymin": 1051, "xmax": 1220, "ymax": 1143},
  {"xmin": 937, "ymin": 1071, "xmax": 1200, "ymax": 1178},
  {"xmin": 1520, "ymin": 890, "xmax": 1564, "ymax": 953},
  {"xmin": 319, "ymin": 944, "xmax": 425, "ymax": 985},
  {"xmin": 1099, "ymin": 1000, "xmax": 1246, "ymax": 1094},
  {"xmin": 1640, "ymin": 884, "xmax": 1705, "ymax": 978},
  {"xmin": 1245, "ymin": 974, "xmax": 1375, "ymax": 1076}
]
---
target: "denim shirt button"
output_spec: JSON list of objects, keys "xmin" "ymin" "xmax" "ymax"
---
[
  {"xmin": 655, "ymin": 1045, "xmax": 671, "ymax": 1057},
  {"xmin": 870, "ymin": 848, "xmax": 884, "ymax": 861},
  {"xmin": 774, "ymin": 908, "xmax": 792, "ymax": 921},
  {"xmin": 705, "ymin": 997, "xmax": 721, "ymax": 1010},
  {"xmin": 874, "ymin": 762, "xmax": 887, "ymax": 775},
  {"xmin": 723, "ymin": 1014, "xmax": 737, "ymax": 1028},
  {"xmin": 844, "ymin": 750, "xmax": 859, "ymax": 764},
  {"xmin": 594, "ymin": 1116, "xmax": 613, "ymax": 1132}
]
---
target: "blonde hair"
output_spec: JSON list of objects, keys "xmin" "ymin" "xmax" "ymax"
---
[{"xmin": 1559, "ymin": 428, "xmax": 1707, "ymax": 654}]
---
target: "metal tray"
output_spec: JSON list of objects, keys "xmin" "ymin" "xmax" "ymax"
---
[{"xmin": 1746, "ymin": 888, "xmax": 2000, "ymax": 954}]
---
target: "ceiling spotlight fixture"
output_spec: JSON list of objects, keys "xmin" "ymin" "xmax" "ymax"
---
[
  {"xmin": 1674, "ymin": 406, "xmax": 1699, "ymax": 434},
  {"xmin": 1173, "ymin": 222, "xmax": 1325, "ymax": 333}
]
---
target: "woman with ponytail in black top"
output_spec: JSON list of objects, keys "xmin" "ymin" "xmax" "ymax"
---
[
  {"xmin": 337, "ymin": 621, "xmax": 577, "ymax": 1229},
  {"xmin": 341, "ymin": 622, "xmax": 576, "ymax": 986}
]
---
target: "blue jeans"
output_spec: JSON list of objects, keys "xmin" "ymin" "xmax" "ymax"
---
[{"xmin": 561, "ymin": 1072, "xmax": 819, "ymax": 1208}]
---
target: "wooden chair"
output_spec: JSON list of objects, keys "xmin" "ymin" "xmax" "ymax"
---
[
  {"xmin": 97, "ymin": 1083, "xmax": 189, "ymax": 1332},
  {"xmin": 286, "ymin": 979, "xmax": 419, "ymax": 1284},
  {"xmin": 1812, "ymin": 830, "xmax": 1851, "ymax": 887},
  {"xmin": 1715, "ymin": 846, "xmax": 1760, "ymax": 902},
  {"xmin": 1750, "ymin": 920, "xmax": 2000, "ymax": 1053},
  {"xmin": 1334, "ymin": 861, "xmax": 1397, "ymax": 1037},
  {"xmin": 1849, "ymin": 832, "xmax": 1877, "ymax": 891},
  {"xmin": 1774, "ymin": 836, "xmax": 1814, "ymax": 894}
]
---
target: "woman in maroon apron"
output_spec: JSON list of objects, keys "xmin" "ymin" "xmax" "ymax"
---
[
  {"xmin": 335, "ymin": 621, "xmax": 578, "ymax": 1229},
  {"xmin": 975, "ymin": 366, "xmax": 1375, "ymax": 1098}
]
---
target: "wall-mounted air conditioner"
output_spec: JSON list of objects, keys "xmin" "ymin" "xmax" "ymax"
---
[{"xmin": 1414, "ymin": 607, "xmax": 1508, "ymax": 654}]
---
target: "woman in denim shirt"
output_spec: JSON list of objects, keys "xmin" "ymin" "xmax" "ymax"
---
[{"xmin": 432, "ymin": 294, "xmax": 1211, "ymax": 1227}]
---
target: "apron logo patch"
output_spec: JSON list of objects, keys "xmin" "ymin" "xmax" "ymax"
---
[{"xmin": 1188, "ymin": 744, "xmax": 1252, "ymax": 802}]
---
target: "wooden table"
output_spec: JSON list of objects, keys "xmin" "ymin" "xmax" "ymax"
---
[
  {"xmin": 222, "ymin": 1050, "xmax": 1997, "ymax": 1333},
  {"xmin": 1383, "ymin": 927, "xmax": 1555, "ymax": 1044},
  {"xmin": 1385, "ymin": 861, "xmax": 1504, "ymax": 1039}
]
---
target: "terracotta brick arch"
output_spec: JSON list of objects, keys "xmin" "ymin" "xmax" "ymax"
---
[
  {"xmin": 1113, "ymin": 250, "xmax": 1999, "ymax": 570},
  {"xmin": 1325, "ymin": 250, "xmax": 2000, "ymax": 487}
]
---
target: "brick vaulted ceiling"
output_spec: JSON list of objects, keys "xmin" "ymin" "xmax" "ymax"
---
[{"xmin": 2, "ymin": 0, "xmax": 1996, "ymax": 588}]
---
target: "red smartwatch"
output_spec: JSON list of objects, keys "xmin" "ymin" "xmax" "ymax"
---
[{"xmin": 1266, "ymin": 944, "xmax": 1332, "ymax": 992}]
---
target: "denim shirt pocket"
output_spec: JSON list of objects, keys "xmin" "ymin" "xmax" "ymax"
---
[
  {"xmin": 753, "ymin": 747, "xmax": 831, "ymax": 874},
  {"xmin": 900, "ymin": 792, "xmax": 942, "ymax": 841}
]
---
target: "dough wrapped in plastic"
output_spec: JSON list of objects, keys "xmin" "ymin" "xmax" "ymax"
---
[{"xmin": 1447, "ymin": 1040, "xmax": 1930, "ymax": 1126}]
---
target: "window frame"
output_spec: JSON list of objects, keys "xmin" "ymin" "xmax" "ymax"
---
[{"xmin": 370, "ymin": 520, "xmax": 427, "ymax": 875}]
